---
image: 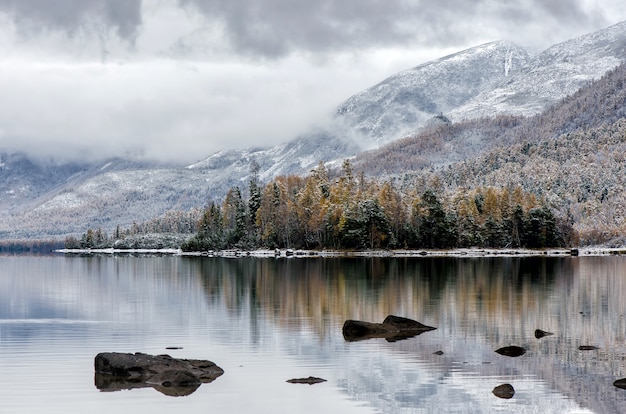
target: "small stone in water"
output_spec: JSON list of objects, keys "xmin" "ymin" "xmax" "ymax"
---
[
  {"xmin": 287, "ymin": 376, "xmax": 327, "ymax": 385},
  {"xmin": 493, "ymin": 383, "xmax": 515, "ymax": 399}
]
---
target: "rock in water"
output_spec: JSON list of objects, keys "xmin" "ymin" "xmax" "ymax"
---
[
  {"xmin": 94, "ymin": 352, "xmax": 224, "ymax": 397},
  {"xmin": 342, "ymin": 315, "xmax": 436, "ymax": 342},
  {"xmin": 382, "ymin": 315, "xmax": 436, "ymax": 331},
  {"xmin": 492, "ymin": 383, "xmax": 515, "ymax": 399},
  {"xmin": 286, "ymin": 376, "xmax": 327, "ymax": 385},
  {"xmin": 342, "ymin": 320, "xmax": 398, "ymax": 340},
  {"xmin": 495, "ymin": 346, "xmax": 526, "ymax": 357},
  {"xmin": 534, "ymin": 329, "xmax": 554, "ymax": 339}
]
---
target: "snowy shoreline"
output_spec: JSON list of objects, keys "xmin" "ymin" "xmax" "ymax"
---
[{"xmin": 56, "ymin": 247, "xmax": 626, "ymax": 258}]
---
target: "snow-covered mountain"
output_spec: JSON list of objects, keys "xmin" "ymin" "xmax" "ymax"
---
[
  {"xmin": 450, "ymin": 20, "xmax": 626, "ymax": 120},
  {"xmin": 191, "ymin": 21, "xmax": 626, "ymax": 179},
  {"xmin": 335, "ymin": 40, "xmax": 530, "ymax": 148},
  {"xmin": 2, "ymin": 21, "xmax": 626, "ymax": 240}
]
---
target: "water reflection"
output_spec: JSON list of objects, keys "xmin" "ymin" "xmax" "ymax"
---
[
  {"xmin": 1, "ymin": 255, "xmax": 626, "ymax": 413},
  {"xmin": 182, "ymin": 256, "xmax": 626, "ymax": 413}
]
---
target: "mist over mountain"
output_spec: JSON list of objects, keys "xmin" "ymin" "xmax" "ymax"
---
[{"xmin": 1, "ymin": 21, "xmax": 626, "ymax": 241}]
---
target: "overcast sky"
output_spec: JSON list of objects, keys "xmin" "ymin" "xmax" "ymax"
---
[{"xmin": 1, "ymin": 0, "xmax": 625, "ymax": 164}]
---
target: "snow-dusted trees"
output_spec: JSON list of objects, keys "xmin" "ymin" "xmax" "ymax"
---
[
  {"xmin": 176, "ymin": 163, "xmax": 573, "ymax": 252},
  {"xmin": 295, "ymin": 162, "xmax": 330, "ymax": 248},
  {"xmin": 70, "ymin": 161, "xmax": 574, "ymax": 251},
  {"xmin": 183, "ymin": 202, "xmax": 225, "ymax": 251},
  {"xmin": 411, "ymin": 190, "xmax": 456, "ymax": 249}
]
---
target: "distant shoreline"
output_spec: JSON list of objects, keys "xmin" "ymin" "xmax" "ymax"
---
[{"xmin": 56, "ymin": 247, "xmax": 626, "ymax": 258}]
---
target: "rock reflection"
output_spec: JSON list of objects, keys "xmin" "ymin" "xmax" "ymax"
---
[{"xmin": 95, "ymin": 372, "xmax": 201, "ymax": 397}]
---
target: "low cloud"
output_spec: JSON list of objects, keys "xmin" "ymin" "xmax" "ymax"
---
[
  {"xmin": 0, "ymin": 58, "xmax": 370, "ymax": 164},
  {"xmin": 0, "ymin": 1, "xmax": 623, "ymax": 164}
]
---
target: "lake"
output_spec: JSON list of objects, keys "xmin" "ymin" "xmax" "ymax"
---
[{"xmin": 1, "ymin": 254, "xmax": 626, "ymax": 413}]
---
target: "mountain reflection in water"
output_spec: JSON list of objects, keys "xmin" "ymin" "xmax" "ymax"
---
[{"xmin": 1, "ymin": 255, "xmax": 625, "ymax": 413}]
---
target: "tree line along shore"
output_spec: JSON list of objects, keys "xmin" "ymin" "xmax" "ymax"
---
[{"xmin": 65, "ymin": 160, "xmax": 577, "ymax": 252}]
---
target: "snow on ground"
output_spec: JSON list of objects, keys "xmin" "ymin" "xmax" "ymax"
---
[{"xmin": 57, "ymin": 247, "xmax": 626, "ymax": 258}]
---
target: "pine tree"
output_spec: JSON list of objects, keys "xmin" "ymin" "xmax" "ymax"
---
[
  {"xmin": 247, "ymin": 159, "xmax": 262, "ymax": 243},
  {"xmin": 413, "ymin": 190, "xmax": 456, "ymax": 248},
  {"xmin": 223, "ymin": 187, "xmax": 247, "ymax": 247}
]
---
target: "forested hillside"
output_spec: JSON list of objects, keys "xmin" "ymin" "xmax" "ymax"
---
[
  {"xmin": 357, "ymin": 62, "xmax": 626, "ymax": 174},
  {"xmin": 436, "ymin": 120, "xmax": 626, "ymax": 245},
  {"xmin": 353, "ymin": 62, "xmax": 626, "ymax": 245}
]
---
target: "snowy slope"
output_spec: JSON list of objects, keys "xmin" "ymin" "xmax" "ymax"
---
[
  {"xmin": 450, "ymin": 20, "xmax": 626, "ymax": 120},
  {"xmin": 335, "ymin": 40, "xmax": 530, "ymax": 148},
  {"xmin": 0, "ymin": 162, "xmax": 214, "ymax": 239}
]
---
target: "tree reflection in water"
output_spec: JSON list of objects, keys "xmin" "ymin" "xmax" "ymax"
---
[{"xmin": 186, "ymin": 256, "xmax": 626, "ymax": 413}]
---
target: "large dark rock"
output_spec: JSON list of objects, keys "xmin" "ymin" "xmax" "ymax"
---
[
  {"xmin": 342, "ymin": 315, "xmax": 436, "ymax": 342},
  {"xmin": 94, "ymin": 352, "xmax": 224, "ymax": 397}
]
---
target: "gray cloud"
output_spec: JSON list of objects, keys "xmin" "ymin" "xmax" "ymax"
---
[
  {"xmin": 0, "ymin": 1, "xmax": 615, "ymax": 57},
  {"xmin": 177, "ymin": 0, "xmax": 417, "ymax": 58},
  {"xmin": 0, "ymin": 0, "xmax": 142, "ymax": 39},
  {"xmin": 178, "ymin": 0, "xmax": 613, "ymax": 58}
]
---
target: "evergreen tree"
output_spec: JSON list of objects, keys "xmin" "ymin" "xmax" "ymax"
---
[
  {"xmin": 193, "ymin": 202, "xmax": 225, "ymax": 250},
  {"xmin": 338, "ymin": 199, "xmax": 391, "ymax": 249},
  {"xmin": 223, "ymin": 186, "xmax": 247, "ymax": 247},
  {"xmin": 247, "ymin": 159, "xmax": 262, "ymax": 243},
  {"xmin": 413, "ymin": 190, "xmax": 456, "ymax": 248}
]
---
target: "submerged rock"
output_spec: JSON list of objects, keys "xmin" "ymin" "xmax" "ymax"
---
[
  {"xmin": 342, "ymin": 315, "xmax": 436, "ymax": 342},
  {"xmin": 534, "ymin": 329, "xmax": 554, "ymax": 339},
  {"xmin": 578, "ymin": 345, "xmax": 599, "ymax": 351},
  {"xmin": 94, "ymin": 352, "xmax": 224, "ymax": 397},
  {"xmin": 495, "ymin": 346, "xmax": 526, "ymax": 357},
  {"xmin": 286, "ymin": 376, "xmax": 327, "ymax": 385},
  {"xmin": 492, "ymin": 383, "xmax": 515, "ymax": 399}
]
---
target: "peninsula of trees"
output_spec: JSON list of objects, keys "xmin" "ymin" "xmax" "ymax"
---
[{"xmin": 68, "ymin": 159, "xmax": 575, "ymax": 251}]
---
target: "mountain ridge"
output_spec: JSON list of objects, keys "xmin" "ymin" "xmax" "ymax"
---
[{"xmin": 2, "ymin": 21, "xmax": 626, "ymax": 240}]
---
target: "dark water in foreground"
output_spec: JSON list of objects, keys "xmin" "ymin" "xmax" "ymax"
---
[{"xmin": 1, "ymin": 255, "xmax": 626, "ymax": 413}]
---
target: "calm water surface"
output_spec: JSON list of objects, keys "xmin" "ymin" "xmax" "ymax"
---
[{"xmin": 1, "ymin": 254, "xmax": 626, "ymax": 413}]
